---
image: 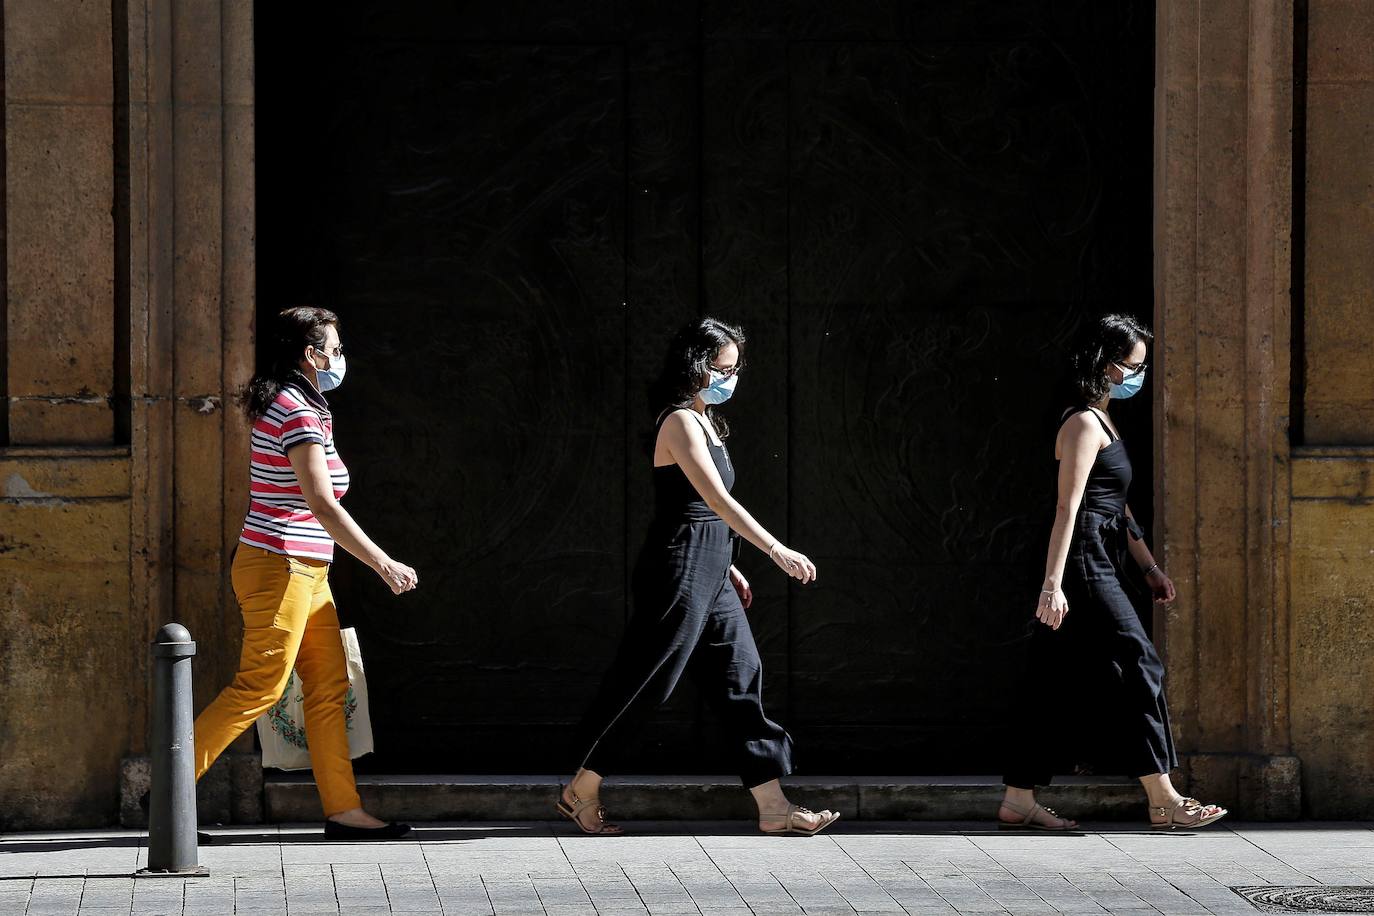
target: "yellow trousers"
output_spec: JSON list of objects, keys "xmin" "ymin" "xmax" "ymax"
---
[{"xmin": 193, "ymin": 544, "xmax": 362, "ymax": 816}]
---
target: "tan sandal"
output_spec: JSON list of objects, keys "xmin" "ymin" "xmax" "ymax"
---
[
  {"xmin": 998, "ymin": 799, "xmax": 1078, "ymax": 831},
  {"xmin": 556, "ymin": 786, "xmax": 624, "ymax": 836},
  {"xmin": 759, "ymin": 805, "xmax": 840, "ymax": 836},
  {"xmin": 1150, "ymin": 797, "xmax": 1227, "ymax": 830}
]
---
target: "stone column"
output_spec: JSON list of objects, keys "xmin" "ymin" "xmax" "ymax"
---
[
  {"xmin": 121, "ymin": 0, "xmax": 257, "ymax": 822},
  {"xmin": 1154, "ymin": 0, "xmax": 1301, "ymax": 818}
]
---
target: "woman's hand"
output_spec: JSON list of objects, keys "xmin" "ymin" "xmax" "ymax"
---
[
  {"xmin": 1145, "ymin": 566, "xmax": 1176, "ymax": 603},
  {"xmin": 729, "ymin": 565, "xmax": 753, "ymax": 609},
  {"xmin": 1036, "ymin": 588, "xmax": 1069, "ymax": 630},
  {"xmin": 376, "ymin": 557, "xmax": 418, "ymax": 595},
  {"xmin": 768, "ymin": 543, "xmax": 817, "ymax": 584}
]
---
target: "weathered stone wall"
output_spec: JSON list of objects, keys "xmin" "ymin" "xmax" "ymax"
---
[
  {"xmin": 1153, "ymin": 0, "xmax": 1374, "ymax": 820},
  {"xmin": 0, "ymin": 0, "xmax": 134, "ymax": 829},
  {"xmin": 1303, "ymin": 0, "xmax": 1374, "ymax": 443},
  {"xmin": 1154, "ymin": 0, "xmax": 1300, "ymax": 819},
  {"xmin": 0, "ymin": 0, "xmax": 1371, "ymax": 827},
  {"xmin": 1286, "ymin": 0, "xmax": 1374, "ymax": 819},
  {"xmin": 0, "ymin": 0, "xmax": 252, "ymax": 829}
]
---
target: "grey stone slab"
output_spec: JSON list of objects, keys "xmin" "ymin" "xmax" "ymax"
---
[
  {"xmin": 73, "ymin": 877, "xmax": 135, "ymax": 907},
  {"xmin": 1015, "ymin": 876, "xmax": 1108, "ymax": 912},
  {"xmin": 716, "ymin": 876, "xmax": 800, "ymax": 913},
  {"xmin": 27, "ymin": 877, "xmax": 85, "ymax": 904},
  {"xmin": 642, "ymin": 904, "xmax": 701, "ymax": 916},
  {"xmin": 530, "ymin": 878, "xmax": 592, "ymax": 905},
  {"xmin": 771, "ymin": 871, "xmax": 852, "ymax": 911},
  {"xmin": 481, "ymin": 878, "xmax": 545, "ymax": 913},
  {"xmin": 823, "ymin": 871, "xmax": 905, "ymax": 913},
  {"xmin": 282, "ymin": 843, "xmax": 425, "ymax": 866}
]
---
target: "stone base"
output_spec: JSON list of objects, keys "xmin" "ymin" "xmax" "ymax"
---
[
  {"xmin": 119, "ymin": 753, "xmax": 263, "ymax": 827},
  {"xmin": 1180, "ymin": 753, "xmax": 1303, "ymax": 820},
  {"xmin": 263, "ymin": 774, "xmax": 1145, "ymax": 823}
]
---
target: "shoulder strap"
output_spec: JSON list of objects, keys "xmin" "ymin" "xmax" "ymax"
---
[
  {"xmin": 1059, "ymin": 406, "xmax": 1118, "ymax": 442},
  {"xmin": 656, "ymin": 407, "xmax": 719, "ymax": 444},
  {"xmin": 1084, "ymin": 407, "xmax": 1118, "ymax": 442}
]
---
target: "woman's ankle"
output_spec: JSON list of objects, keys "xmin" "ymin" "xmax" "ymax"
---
[
  {"xmin": 1138, "ymin": 773, "xmax": 1184, "ymax": 809},
  {"xmin": 748, "ymin": 779, "xmax": 790, "ymax": 817},
  {"xmin": 569, "ymin": 768, "xmax": 603, "ymax": 799}
]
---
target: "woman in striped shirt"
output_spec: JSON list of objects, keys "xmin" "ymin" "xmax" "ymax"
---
[{"xmin": 192, "ymin": 306, "xmax": 418, "ymax": 841}]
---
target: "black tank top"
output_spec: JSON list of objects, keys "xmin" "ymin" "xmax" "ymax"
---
[
  {"xmin": 1060, "ymin": 407, "xmax": 1131, "ymax": 516},
  {"xmin": 652, "ymin": 409, "xmax": 735, "ymax": 523}
]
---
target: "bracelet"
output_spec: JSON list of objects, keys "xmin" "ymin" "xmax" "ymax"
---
[
  {"xmin": 1142, "ymin": 563, "xmax": 1160, "ymax": 576},
  {"xmin": 767, "ymin": 541, "xmax": 781, "ymax": 558},
  {"xmin": 1040, "ymin": 588, "xmax": 1057, "ymax": 595}
]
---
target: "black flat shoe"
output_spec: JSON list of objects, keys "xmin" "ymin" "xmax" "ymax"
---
[{"xmin": 323, "ymin": 819, "xmax": 412, "ymax": 841}]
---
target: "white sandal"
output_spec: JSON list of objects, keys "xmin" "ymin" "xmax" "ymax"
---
[
  {"xmin": 1150, "ymin": 797, "xmax": 1227, "ymax": 830},
  {"xmin": 556, "ymin": 786, "xmax": 625, "ymax": 836},
  {"xmin": 998, "ymin": 799, "xmax": 1078, "ymax": 831},
  {"xmin": 759, "ymin": 805, "xmax": 840, "ymax": 836}
]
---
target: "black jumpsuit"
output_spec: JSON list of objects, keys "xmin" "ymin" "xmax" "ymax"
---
[
  {"xmin": 1004, "ymin": 407, "xmax": 1178, "ymax": 788},
  {"xmin": 574, "ymin": 410, "xmax": 794, "ymax": 788}
]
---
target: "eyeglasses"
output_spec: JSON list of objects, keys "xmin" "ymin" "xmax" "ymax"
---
[
  {"xmin": 709, "ymin": 363, "xmax": 743, "ymax": 379},
  {"xmin": 312, "ymin": 344, "xmax": 344, "ymax": 359},
  {"xmin": 1114, "ymin": 360, "xmax": 1147, "ymax": 379}
]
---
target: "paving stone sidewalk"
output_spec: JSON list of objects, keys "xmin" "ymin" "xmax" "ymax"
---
[{"xmin": 1, "ymin": 821, "xmax": 1371, "ymax": 915}]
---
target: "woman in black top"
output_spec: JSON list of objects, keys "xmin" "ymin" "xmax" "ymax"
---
[
  {"xmin": 559, "ymin": 318, "xmax": 839, "ymax": 836},
  {"xmin": 1000, "ymin": 314, "xmax": 1227, "ymax": 831}
]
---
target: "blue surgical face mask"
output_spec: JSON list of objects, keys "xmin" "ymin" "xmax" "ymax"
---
[
  {"xmin": 700, "ymin": 370, "xmax": 738, "ymax": 405},
  {"xmin": 1110, "ymin": 364, "xmax": 1145, "ymax": 400},
  {"xmin": 312, "ymin": 350, "xmax": 347, "ymax": 392}
]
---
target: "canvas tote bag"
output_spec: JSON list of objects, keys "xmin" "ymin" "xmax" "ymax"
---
[{"xmin": 256, "ymin": 627, "xmax": 375, "ymax": 770}]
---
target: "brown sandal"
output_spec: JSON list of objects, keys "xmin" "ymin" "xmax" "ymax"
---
[
  {"xmin": 557, "ymin": 786, "xmax": 624, "ymax": 836},
  {"xmin": 998, "ymin": 799, "xmax": 1078, "ymax": 831},
  {"xmin": 1150, "ymin": 797, "xmax": 1227, "ymax": 830},
  {"xmin": 759, "ymin": 805, "xmax": 840, "ymax": 836}
]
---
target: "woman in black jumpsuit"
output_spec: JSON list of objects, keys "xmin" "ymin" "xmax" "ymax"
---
[
  {"xmin": 558, "ymin": 318, "xmax": 840, "ymax": 837},
  {"xmin": 999, "ymin": 314, "xmax": 1228, "ymax": 831}
]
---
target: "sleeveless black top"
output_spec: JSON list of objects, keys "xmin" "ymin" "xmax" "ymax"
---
[
  {"xmin": 652, "ymin": 409, "xmax": 735, "ymax": 523},
  {"xmin": 1062, "ymin": 406, "xmax": 1144, "ymax": 547}
]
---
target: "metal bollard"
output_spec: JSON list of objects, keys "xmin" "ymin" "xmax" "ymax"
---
[{"xmin": 136, "ymin": 623, "xmax": 209, "ymax": 878}]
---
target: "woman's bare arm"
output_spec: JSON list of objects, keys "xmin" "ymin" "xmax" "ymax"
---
[
  {"xmin": 659, "ymin": 410, "xmax": 816, "ymax": 583},
  {"xmin": 1042, "ymin": 414, "xmax": 1104, "ymax": 591},
  {"xmin": 287, "ymin": 443, "xmax": 417, "ymax": 593}
]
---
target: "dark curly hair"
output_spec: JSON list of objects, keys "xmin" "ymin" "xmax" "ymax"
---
[
  {"xmin": 240, "ymin": 306, "xmax": 339, "ymax": 422},
  {"xmin": 1067, "ymin": 312, "xmax": 1153, "ymax": 406},
  {"xmin": 649, "ymin": 317, "xmax": 747, "ymax": 440}
]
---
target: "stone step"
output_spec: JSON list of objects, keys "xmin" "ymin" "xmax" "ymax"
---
[{"xmin": 264, "ymin": 774, "xmax": 1145, "ymax": 823}]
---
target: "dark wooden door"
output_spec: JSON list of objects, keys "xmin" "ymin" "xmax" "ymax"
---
[{"xmin": 256, "ymin": 1, "xmax": 1155, "ymax": 774}]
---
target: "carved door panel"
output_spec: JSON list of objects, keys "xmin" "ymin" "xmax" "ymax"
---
[{"xmin": 256, "ymin": 1, "xmax": 1154, "ymax": 773}]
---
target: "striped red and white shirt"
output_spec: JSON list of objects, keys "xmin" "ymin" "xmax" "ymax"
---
[{"xmin": 240, "ymin": 380, "xmax": 350, "ymax": 562}]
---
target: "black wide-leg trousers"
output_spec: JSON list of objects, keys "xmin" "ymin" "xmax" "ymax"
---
[
  {"xmin": 575, "ymin": 518, "xmax": 794, "ymax": 788},
  {"xmin": 1004, "ymin": 513, "xmax": 1178, "ymax": 789}
]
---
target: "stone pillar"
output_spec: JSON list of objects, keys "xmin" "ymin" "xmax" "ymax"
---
[
  {"xmin": 120, "ymin": 0, "xmax": 255, "ymax": 819},
  {"xmin": 1154, "ymin": 0, "xmax": 1301, "ymax": 818},
  {"xmin": 1286, "ymin": 0, "xmax": 1374, "ymax": 819},
  {"xmin": 125, "ymin": 0, "xmax": 255, "ymax": 711}
]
